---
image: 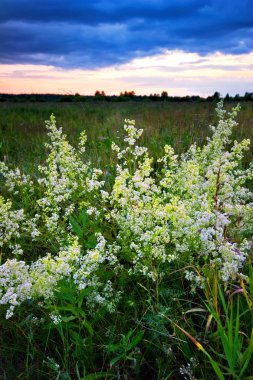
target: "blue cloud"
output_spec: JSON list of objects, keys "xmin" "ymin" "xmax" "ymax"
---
[{"xmin": 0, "ymin": 0, "xmax": 252, "ymax": 68}]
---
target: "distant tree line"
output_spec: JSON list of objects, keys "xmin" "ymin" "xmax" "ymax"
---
[{"xmin": 0, "ymin": 91, "xmax": 252, "ymax": 103}]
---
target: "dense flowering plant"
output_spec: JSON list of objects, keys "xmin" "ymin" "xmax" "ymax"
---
[{"xmin": 0, "ymin": 102, "xmax": 252, "ymax": 320}]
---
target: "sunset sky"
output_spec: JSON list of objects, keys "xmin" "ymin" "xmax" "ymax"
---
[{"xmin": 0, "ymin": 0, "xmax": 252, "ymax": 96}]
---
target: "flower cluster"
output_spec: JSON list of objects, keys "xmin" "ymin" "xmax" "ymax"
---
[
  {"xmin": 36, "ymin": 115, "xmax": 104, "ymax": 243},
  {"xmin": 0, "ymin": 162, "xmax": 34, "ymax": 195},
  {"xmin": 0, "ymin": 196, "xmax": 40, "ymax": 257},
  {"xmin": 0, "ymin": 102, "xmax": 252, "ymax": 319}
]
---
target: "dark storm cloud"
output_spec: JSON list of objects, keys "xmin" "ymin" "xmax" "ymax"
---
[{"xmin": 0, "ymin": 0, "xmax": 252, "ymax": 68}]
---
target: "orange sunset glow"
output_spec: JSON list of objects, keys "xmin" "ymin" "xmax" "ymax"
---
[{"xmin": 1, "ymin": 50, "xmax": 253, "ymax": 96}]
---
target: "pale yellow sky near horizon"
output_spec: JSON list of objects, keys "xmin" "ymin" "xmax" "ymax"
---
[{"xmin": 0, "ymin": 50, "xmax": 252, "ymax": 96}]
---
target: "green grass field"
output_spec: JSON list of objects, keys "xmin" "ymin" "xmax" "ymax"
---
[{"xmin": 1, "ymin": 101, "xmax": 253, "ymax": 169}]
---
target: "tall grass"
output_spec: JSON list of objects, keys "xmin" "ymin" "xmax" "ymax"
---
[{"xmin": 1, "ymin": 101, "xmax": 253, "ymax": 169}]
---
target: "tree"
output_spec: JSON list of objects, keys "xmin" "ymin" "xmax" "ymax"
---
[
  {"xmin": 206, "ymin": 91, "xmax": 221, "ymax": 102},
  {"xmin": 94, "ymin": 90, "xmax": 106, "ymax": 100},
  {"xmin": 161, "ymin": 91, "xmax": 168, "ymax": 99},
  {"xmin": 244, "ymin": 92, "xmax": 253, "ymax": 101},
  {"xmin": 213, "ymin": 91, "xmax": 221, "ymax": 101},
  {"xmin": 95, "ymin": 90, "xmax": 106, "ymax": 97}
]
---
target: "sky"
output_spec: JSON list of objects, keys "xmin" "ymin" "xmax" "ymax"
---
[{"xmin": 0, "ymin": 0, "xmax": 252, "ymax": 96}]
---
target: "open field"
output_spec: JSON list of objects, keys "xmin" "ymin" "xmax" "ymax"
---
[
  {"xmin": 0, "ymin": 101, "xmax": 253, "ymax": 379},
  {"xmin": 1, "ymin": 101, "xmax": 253, "ymax": 169}
]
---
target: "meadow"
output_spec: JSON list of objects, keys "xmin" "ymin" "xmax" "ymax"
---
[
  {"xmin": 0, "ymin": 101, "xmax": 252, "ymax": 379},
  {"xmin": 1, "ymin": 101, "xmax": 253, "ymax": 168}
]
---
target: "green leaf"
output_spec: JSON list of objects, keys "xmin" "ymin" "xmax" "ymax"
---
[
  {"xmin": 239, "ymin": 329, "xmax": 253, "ymax": 377},
  {"xmin": 82, "ymin": 318, "xmax": 94, "ymax": 336},
  {"xmin": 80, "ymin": 372, "xmax": 114, "ymax": 380},
  {"xmin": 80, "ymin": 210, "xmax": 89, "ymax": 227},
  {"xmin": 106, "ymin": 343, "xmax": 122, "ymax": 353},
  {"xmin": 69, "ymin": 216, "xmax": 83, "ymax": 237},
  {"xmin": 209, "ymin": 359, "xmax": 226, "ymax": 380},
  {"xmin": 56, "ymin": 305, "xmax": 79, "ymax": 314},
  {"xmin": 61, "ymin": 316, "xmax": 77, "ymax": 323},
  {"xmin": 78, "ymin": 288, "xmax": 93, "ymax": 308},
  {"xmin": 110, "ymin": 355, "xmax": 124, "ymax": 366},
  {"xmin": 86, "ymin": 234, "xmax": 97, "ymax": 249},
  {"xmin": 126, "ymin": 330, "xmax": 144, "ymax": 351}
]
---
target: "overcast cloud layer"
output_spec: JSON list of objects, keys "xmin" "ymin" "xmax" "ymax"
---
[{"xmin": 0, "ymin": 0, "xmax": 253, "ymax": 68}]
